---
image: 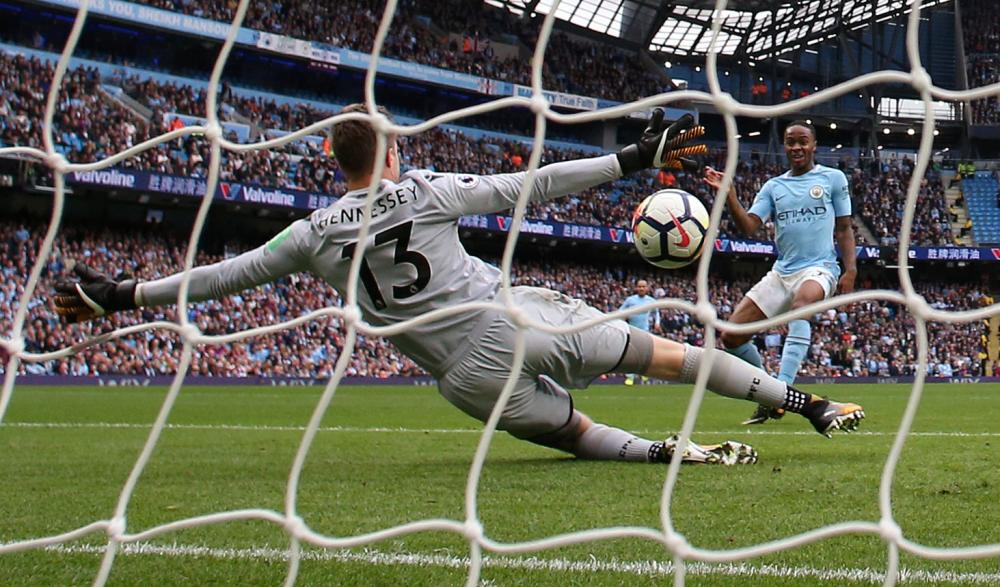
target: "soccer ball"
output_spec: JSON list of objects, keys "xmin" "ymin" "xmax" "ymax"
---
[{"xmin": 631, "ymin": 189, "xmax": 710, "ymax": 269}]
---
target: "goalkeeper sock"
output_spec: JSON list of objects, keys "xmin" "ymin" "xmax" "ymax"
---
[
  {"xmin": 777, "ymin": 320, "xmax": 811, "ymax": 385},
  {"xmin": 680, "ymin": 345, "xmax": 812, "ymax": 413},
  {"xmin": 574, "ymin": 424, "xmax": 654, "ymax": 462},
  {"xmin": 725, "ymin": 341, "xmax": 763, "ymax": 369}
]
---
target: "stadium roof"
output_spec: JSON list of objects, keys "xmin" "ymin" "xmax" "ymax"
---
[{"xmin": 485, "ymin": 0, "xmax": 953, "ymax": 60}]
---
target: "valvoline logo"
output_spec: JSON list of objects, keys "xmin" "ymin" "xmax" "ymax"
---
[
  {"xmin": 715, "ymin": 239, "xmax": 730, "ymax": 252},
  {"xmin": 992, "ymin": 248, "xmax": 1000, "ymax": 260},
  {"xmin": 496, "ymin": 216, "xmax": 511, "ymax": 231},
  {"xmin": 219, "ymin": 182, "xmax": 242, "ymax": 201},
  {"xmin": 608, "ymin": 228, "xmax": 625, "ymax": 242}
]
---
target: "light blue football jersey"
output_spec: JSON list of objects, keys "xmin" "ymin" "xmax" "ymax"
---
[
  {"xmin": 748, "ymin": 164, "xmax": 851, "ymax": 276},
  {"xmin": 619, "ymin": 294, "xmax": 659, "ymax": 331}
]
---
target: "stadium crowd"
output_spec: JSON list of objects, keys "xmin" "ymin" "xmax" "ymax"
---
[
  {"xmin": 129, "ymin": 0, "xmax": 669, "ymax": 103},
  {"xmin": 962, "ymin": 0, "xmax": 1000, "ymax": 125},
  {"xmin": 1, "ymin": 220, "xmax": 991, "ymax": 380},
  {"xmin": 850, "ymin": 156, "xmax": 955, "ymax": 246},
  {"xmin": 4, "ymin": 52, "xmax": 964, "ymax": 248},
  {"xmin": 0, "ymin": 55, "xmax": 146, "ymax": 164}
]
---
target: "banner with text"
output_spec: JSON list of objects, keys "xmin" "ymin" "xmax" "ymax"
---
[
  {"xmin": 13, "ymin": 375, "xmax": 999, "ymax": 386},
  {"xmin": 62, "ymin": 168, "xmax": 1000, "ymax": 262},
  {"xmin": 512, "ymin": 84, "xmax": 599, "ymax": 112},
  {"xmin": 256, "ymin": 32, "xmax": 340, "ymax": 67},
  {"xmin": 65, "ymin": 168, "xmax": 337, "ymax": 210},
  {"xmin": 35, "ymin": 0, "xmax": 258, "ymax": 43}
]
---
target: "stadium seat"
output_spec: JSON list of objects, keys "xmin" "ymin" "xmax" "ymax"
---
[{"xmin": 962, "ymin": 177, "xmax": 1000, "ymax": 243}]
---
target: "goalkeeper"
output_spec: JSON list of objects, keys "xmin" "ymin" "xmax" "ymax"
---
[{"xmin": 55, "ymin": 105, "xmax": 864, "ymax": 466}]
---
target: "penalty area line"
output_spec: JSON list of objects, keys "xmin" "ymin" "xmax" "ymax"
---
[
  {"xmin": 2, "ymin": 421, "xmax": 1000, "ymax": 438},
  {"xmin": 37, "ymin": 542, "xmax": 1000, "ymax": 585}
]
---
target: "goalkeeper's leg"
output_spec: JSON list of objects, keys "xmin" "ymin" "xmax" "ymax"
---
[
  {"xmin": 437, "ymin": 288, "xmax": 756, "ymax": 464},
  {"xmin": 642, "ymin": 334, "xmax": 864, "ymax": 437},
  {"xmin": 514, "ymin": 379, "xmax": 755, "ymax": 465},
  {"xmin": 436, "ymin": 303, "xmax": 669, "ymax": 463},
  {"xmin": 440, "ymin": 355, "xmax": 752, "ymax": 464}
]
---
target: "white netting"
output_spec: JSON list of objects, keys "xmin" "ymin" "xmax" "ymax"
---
[{"xmin": 1, "ymin": 0, "xmax": 1000, "ymax": 585}]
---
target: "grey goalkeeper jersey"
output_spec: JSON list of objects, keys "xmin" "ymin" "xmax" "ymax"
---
[{"xmin": 138, "ymin": 154, "xmax": 622, "ymax": 376}]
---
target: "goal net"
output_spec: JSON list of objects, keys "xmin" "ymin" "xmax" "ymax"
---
[{"xmin": 1, "ymin": 0, "xmax": 999, "ymax": 585}]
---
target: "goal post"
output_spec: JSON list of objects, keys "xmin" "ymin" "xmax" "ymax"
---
[{"xmin": 0, "ymin": 0, "xmax": 998, "ymax": 586}]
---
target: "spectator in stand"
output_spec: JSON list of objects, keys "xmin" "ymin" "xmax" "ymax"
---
[
  {"xmin": 0, "ymin": 52, "xmax": 950, "ymax": 248},
  {"xmin": 962, "ymin": 0, "xmax": 1000, "ymax": 124},
  {"xmin": 657, "ymin": 169, "xmax": 676, "ymax": 187},
  {"xmin": 125, "ymin": 0, "xmax": 669, "ymax": 104},
  {"xmin": 0, "ymin": 219, "xmax": 988, "ymax": 379}
]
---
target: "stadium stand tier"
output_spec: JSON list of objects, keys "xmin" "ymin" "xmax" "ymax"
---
[
  {"xmin": 960, "ymin": 170, "xmax": 1000, "ymax": 243},
  {"xmin": 6, "ymin": 50, "xmax": 975, "ymax": 248},
  {"xmin": 0, "ymin": 219, "xmax": 991, "ymax": 379},
  {"xmin": 122, "ymin": 0, "xmax": 671, "ymax": 103},
  {"xmin": 962, "ymin": 0, "xmax": 1000, "ymax": 125}
]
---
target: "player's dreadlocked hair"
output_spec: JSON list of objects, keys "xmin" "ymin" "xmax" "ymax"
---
[{"xmin": 332, "ymin": 103, "xmax": 396, "ymax": 180}]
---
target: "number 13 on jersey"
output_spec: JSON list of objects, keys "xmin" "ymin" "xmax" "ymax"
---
[{"xmin": 342, "ymin": 221, "xmax": 431, "ymax": 309}]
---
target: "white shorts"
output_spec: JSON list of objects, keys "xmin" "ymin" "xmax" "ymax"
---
[
  {"xmin": 745, "ymin": 266, "xmax": 837, "ymax": 318},
  {"xmin": 438, "ymin": 286, "xmax": 632, "ymax": 439}
]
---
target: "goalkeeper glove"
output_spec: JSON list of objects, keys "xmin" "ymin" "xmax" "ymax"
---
[
  {"xmin": 616, "ymin": 109, "xmax": 707, "ymax": 175},
  {"xmin": 54, "ymin": 263, "xmax": 138, "ymax": 323}
]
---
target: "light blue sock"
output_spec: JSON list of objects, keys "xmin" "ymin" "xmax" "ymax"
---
[
  {"xmin": 778, "ymin": 320, "xmax": 811, "ymax": 385},
  {"xmin": 725, "ymin": 341, "xmax": 763, "ymax": 369}
]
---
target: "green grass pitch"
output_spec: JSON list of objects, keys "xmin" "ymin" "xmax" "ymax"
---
[{"xmin": 0, "ymin": 383, "xmax": 997, "ymax": 586}]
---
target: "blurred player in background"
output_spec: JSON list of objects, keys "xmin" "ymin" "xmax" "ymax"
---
[
  {"xmin": 704, "ymin": 120, "xmax": 858, "ymax": 425},
  {"xmin": 619, "ymin": 279, "xmax": 660, "ymax": 386},
  {"xmin": 55, "ymin": 107, "xmax": 865, "ymax": 470}
]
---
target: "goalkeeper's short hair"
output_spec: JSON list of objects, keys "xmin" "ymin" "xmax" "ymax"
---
[{"xmin": 332, "ymin": 103, "xmax": 395, "ymax": 180}]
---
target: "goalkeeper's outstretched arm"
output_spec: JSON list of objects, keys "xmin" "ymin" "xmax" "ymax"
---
[
  {"xmin": 439, "ymin": 155, "xmax": 623, "ymax": 217},
  {"xmin": 138, "ymin": 223, "xmax": 308, "ymax": 307},
  {"xmin": 438, "ymin": 109, "xmax": 706, "ymax": 218},
  {"xmin": 55, "ymin": 221, "xmax": 310, "ymax": 322}
]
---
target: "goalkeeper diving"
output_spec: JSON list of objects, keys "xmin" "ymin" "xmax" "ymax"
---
[{"xmin": 54, "ymin": 105, "xmax": 865, "ymax": 466}]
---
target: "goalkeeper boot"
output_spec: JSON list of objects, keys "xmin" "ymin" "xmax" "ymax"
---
[
  {"xmin": 742, "ymin": 404, "xmax": 786, "ymax": 425},
  {"xmin": 649, "ymin": 435, "xmax": 757, "ymax": 465},
  {"xmin": 802, "ymin": 398, "xmax": 865, "ymax": 438}
]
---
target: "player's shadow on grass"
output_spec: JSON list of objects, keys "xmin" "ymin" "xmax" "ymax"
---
[{"xmin": 480, "ymin": 456, "xmax": 668, "ymax": 468}]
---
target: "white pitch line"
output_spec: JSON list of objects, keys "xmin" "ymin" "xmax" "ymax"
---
[
  {"xmin": 1, "ymin": 421, "xmax": 999, "ymax": 437},
  {"xmin": 33, "ymin": 542, "xmax": 1000, "ymax": 585}
]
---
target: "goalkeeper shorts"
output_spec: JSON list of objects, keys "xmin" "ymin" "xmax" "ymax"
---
[{"xmin": 438, "ymin": 286, "xmax": 646, "ymax": 439}]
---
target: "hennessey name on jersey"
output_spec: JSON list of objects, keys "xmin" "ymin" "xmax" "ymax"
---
[{"xmin": 315, "ymin": 186, "xmax": 418, "ymax": 229}]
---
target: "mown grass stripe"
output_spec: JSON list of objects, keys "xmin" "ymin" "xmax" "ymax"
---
[
  {"xmin": 3, "ymin": 421, "xmax": 999, "ymax": 437},
  {"xmin": 36, "ymin": 542, "xmax": 1000, "ymax": 585}
]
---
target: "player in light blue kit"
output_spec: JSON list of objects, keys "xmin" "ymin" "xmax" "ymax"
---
[
  {"xmin": 619, "ymin": 279, "xmax": 660, "ymax": 385},
  {"xmin": 704, "ymin": 120, "xmax": 860, "ymax": 427}
]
